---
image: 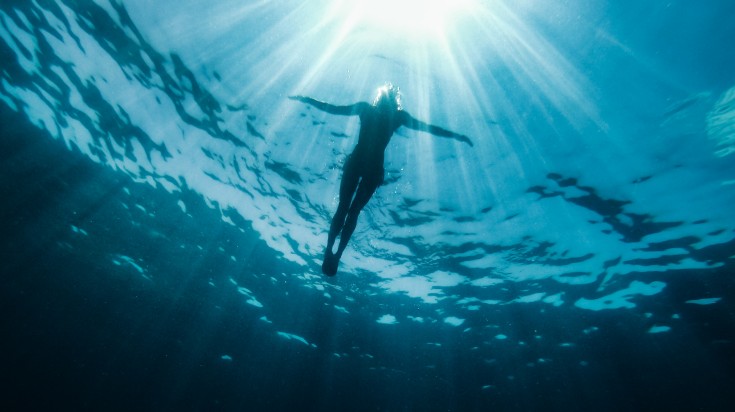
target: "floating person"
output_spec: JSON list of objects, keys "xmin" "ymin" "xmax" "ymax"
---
[{"xmin": 289, "ymin": 84, "xmax": 473, "ymax": 276}]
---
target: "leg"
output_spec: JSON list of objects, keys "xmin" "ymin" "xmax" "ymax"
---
[
  {"xmin": 323, "ymin": 158, "xmax": 359, "ymax": 275},
  {"xmin": 327, "ymin": 157, "xmax": 359, "ymax": 253},
  {"xmin": 333, "ymin": 173, "xmax": 381, "ymax": 259}
]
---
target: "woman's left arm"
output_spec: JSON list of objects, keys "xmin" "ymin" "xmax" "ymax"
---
[{"xmin": 401, "ymin": 111, "xmax": 473, "ymax": 146}]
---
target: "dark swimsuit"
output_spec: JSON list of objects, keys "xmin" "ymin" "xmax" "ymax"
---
[
  {"xmin": 343, "ymin": 151, "xmax": 384, "ymax": 189},
  {"xmin": 343, "ymin": 107, "xmax": 403, "ymax": 189}
]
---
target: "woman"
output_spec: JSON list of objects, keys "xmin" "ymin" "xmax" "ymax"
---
[{"xmin": 290, "ymin": 84, "xmax": 472, "ymax": 276}]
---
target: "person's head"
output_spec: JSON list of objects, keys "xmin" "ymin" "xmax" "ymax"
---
[{"xmin": 372, "ymin": 83, "xmax": 402, "ymax": 112}]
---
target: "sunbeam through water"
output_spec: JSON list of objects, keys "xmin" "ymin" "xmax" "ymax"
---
[{"xmin": 1, "ymin": 0, "xmax": 735, "ymax": 411}]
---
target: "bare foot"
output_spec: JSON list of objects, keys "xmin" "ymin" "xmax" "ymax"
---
[{"xmin": 322, "ymin": 250, "xmax": 339, "ymax": 276}]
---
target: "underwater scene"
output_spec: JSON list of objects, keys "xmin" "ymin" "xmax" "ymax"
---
[{"xmin": 2, "ymin": 0, "xmax": 735, "ymax": 411}]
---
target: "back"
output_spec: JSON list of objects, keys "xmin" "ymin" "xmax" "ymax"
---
[{"xmin": 354, "ymin": 106, "xmax": 405, "ymax": 158}]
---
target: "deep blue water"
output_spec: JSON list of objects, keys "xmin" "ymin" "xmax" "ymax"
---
[{"xmin": 2, "ymin": 1, "xmax": 735, "ymax": 411}]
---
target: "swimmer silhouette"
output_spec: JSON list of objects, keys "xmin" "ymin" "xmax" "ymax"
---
[{"xmin": 290, "ymin": 84, "xmax": 472, "ymax": 276}]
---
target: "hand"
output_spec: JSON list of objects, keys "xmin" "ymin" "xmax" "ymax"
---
[{"xmin": 457, "ymin": 134, "xmax": 474, "ymax": 147}]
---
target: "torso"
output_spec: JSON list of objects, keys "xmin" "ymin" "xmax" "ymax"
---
[{"xmin": 352, "ymin": 107, "xmax": 404, "ymax": 167}]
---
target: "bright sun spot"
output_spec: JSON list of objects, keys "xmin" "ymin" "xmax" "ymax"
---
[{"xmin": 348, "ymin": 0, "xmax": 476, "ymax": 38}]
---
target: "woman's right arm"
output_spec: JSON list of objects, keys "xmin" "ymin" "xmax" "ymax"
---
[{"xmin": 289, "ymin": 96, "xmax": 367, "ymax": 116}]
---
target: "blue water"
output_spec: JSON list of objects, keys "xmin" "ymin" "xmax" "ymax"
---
[{"xmin": 1, "ymin": 0, "xmax": 734, "ymax": 411}]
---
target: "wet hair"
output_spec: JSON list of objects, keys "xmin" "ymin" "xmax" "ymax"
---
[{"xmin": 372, "ymin": 83, "xmax": 402, "ymax": 110}]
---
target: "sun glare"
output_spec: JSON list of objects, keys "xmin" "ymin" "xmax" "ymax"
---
[{"xmin": 348, "ymin": 0, "xmax": 476, "ymax": 38}]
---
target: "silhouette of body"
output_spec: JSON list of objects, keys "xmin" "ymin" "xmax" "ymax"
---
[{"xmin": 290, "ymin": 85, "xmax": 472, "ymax": 276}]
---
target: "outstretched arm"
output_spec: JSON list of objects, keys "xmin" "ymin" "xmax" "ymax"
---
[
  {"xmin": 401, "ymin": 112, "xmax": 473, "ymax": 147},
  {"xmin": 289, "ymin": 95, "xmax": 367, "ymax": 116}
]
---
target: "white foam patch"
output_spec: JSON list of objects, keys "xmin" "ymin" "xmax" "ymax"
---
[
  {"xmin": 236, "ymin": 287, "xmax": 263, "ymax": 308},
  {"xmin": 461, "ymin": 253, "xmax": 505, "ymax": 270},
  {"xmin": 334, "ymin": 305, "xmax": 350, "ymax": 314},
  {"xmin": 368, "ymin": 238, "xmax": 412, "ymax": 256},
  {"xmin": 574, "ymin": 281, "xmax": 666, "ymax": 311},
  {"xmin": 111, "ymin": 254, "xmax": 151, "ymax": 281},
  {"xmin": 514, "ymin": 292, "xmax": 545, "ymax": 303},
  {"xmin": 376, "ymin": 314, "xmax": 398, "ymax": 325},
  {"xmin": 685, "ymin": 298, "xmax": 721, "ymax": 305},
  {"xmin": 648, "ymin": 325, "xmax": 671, "ymax": 334},
  {"xmin": 469, "ymin": 277, "xmax": 504, "ymax": 287},
  {"xmin": 379, "ymin": 276, "xmax": 436, "ymax": 302},
  {"xmin": 276, "ymin": 331, "xmax": 315, "ymax": 347},
  {"xmin": 229, "ymin": 277, "xmax": 263, "ymax": 308},
  {"xmin": 379, "ymin": 271, "xmax": 466, "ymax": 303},
  {"xmin": 70, "ymin": 225, "xmax": 89, "ymax": 236},
  {"xmin": 543, "ymin": 293, "xmax": 565, "ymax": 307},
  {"xmin": 707, "ymin": 86, "xmax": 735, "ymax": 157},
  {"xmin": 444, "ymin": 316, "xmax": 465, "ymax": 327}
]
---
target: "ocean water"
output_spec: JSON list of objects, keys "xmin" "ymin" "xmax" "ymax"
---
[{"xmin": 1, "ymin": 0, "xmax": 734, "ymax": 411}]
